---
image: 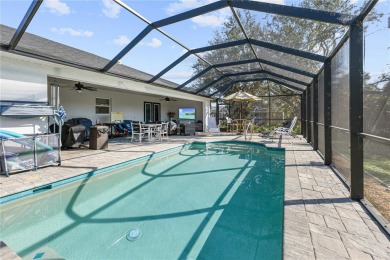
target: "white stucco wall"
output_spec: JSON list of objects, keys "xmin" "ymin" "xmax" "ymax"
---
[
  {"xmin": 59, "ymin": 87, "xmax": 204, "ymax": 124},
  {"xmin": 0, "ymin": 52, "xmax": 211, "ymax": 134}
]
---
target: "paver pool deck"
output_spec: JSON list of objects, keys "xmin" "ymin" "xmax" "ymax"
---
[{"xmin": 1, "ymin": 134, "xmax": 389, "ymax": 259}]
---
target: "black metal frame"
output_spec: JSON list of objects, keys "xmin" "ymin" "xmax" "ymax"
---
[
  {"xmin": 230, "ymin": 0, "xmax": 355, "ymax": 25},
  {"xmin": 323, "ymin": 61, "xmax": 332, "ymax": 165},
  {"xmin": 193, "ymin": 69, "xmax": 306, "ymax": 95},
  {"xmin": 301, "ymin": 92, "xmax": 306, "ymax": 137},
  {"xmin": 151, "ymin": 38, "xmax": 325, "ymax": 86},
  {"xmin": 349, "ymin": 21, "xmax": 364, "ymax": 199},
  {"xmin": 306, "ymin": 84, "xmax": 311, "ymax": 143},
  {"xmin": 8, "ymin": 0, "xmax": 42, "ymax": 51},
  {"xmin": 312, "ymin": 76, "xmax": 319, "ymax": 150},
  {"xmin": 5, "ymin": 0, "xmax": 357, "ymax": 98},
  {"xmin": 178, "ymin": 58, "xmax": 314, "ymax": 90}
]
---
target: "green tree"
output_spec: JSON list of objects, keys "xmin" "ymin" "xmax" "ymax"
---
[{"xmin": 189, "ymin": 0, "xmax": 374, "ymax": 122}]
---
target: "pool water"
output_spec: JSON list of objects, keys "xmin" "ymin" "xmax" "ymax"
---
[{"xmin": 0, "ymin": 142, "xmax": 285, "ymax": 259}]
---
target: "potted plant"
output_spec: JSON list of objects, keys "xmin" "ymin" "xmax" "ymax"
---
[{"xmin": 167, "ymin": 111, "xmax": 175, "ymax": 121}]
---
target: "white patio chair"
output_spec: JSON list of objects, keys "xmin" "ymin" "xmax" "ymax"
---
[
  {"xmin": 131, "ymin": 122, "xmax": 145, "ymax": 142},
  {"xmin": 159, "ymin": 122, "xmax": 169, "ymax": 141},
  {"xmin": 226, "ymin": 117, "xmax": 238, "ymax": 132}
]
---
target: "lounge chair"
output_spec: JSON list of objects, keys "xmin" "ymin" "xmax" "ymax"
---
[
  {"xmin": 262, "ymin": 117, "xmax": 297, "ymax": 138},
  {"xmin": 207, "ymin": 117, "xmax": 220, "ymax": 133}
]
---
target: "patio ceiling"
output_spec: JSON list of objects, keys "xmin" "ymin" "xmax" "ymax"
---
[{"xmin": 0, "ymin": 0, "xmax": 376, "ymax": 99}]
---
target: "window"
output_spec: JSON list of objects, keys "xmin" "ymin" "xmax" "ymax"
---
[{"xmin": 96, "ymin": 98, "xmax": 110, "ymax": 114}]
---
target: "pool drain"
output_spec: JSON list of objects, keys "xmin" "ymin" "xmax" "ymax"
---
[{"xmin": 126, "ymin": 228, "xmax": 142, "ymax": 241}]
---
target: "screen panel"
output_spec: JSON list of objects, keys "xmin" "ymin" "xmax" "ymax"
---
[
  {"xmin": 234, "ymin": 8, "xmax": 348, "ymax": 56},
  {"xmin": 218, "ymin": 62, "xmax": 262, "ymax": 74},
  {"xmin": 181, "ymin": 68, "xmax": 223, "ymax": 93},
  {"xmin": 331, "ymin": 40, "xmax": 350, "ymax": 182},
  {"xmin": 362, "ymin": 2, "xmax": 390, "ymax": 222},
  {"xmin": 262, "ymin": 64, "xmax": 313, "ymax": 84},
  {"xmin": 254, "ymin": 45, "xmax": 323, "ymax": 74},
  {"xmin": 331, "ymin": 40, "xmax": 350, "ymax": 129},
  {"xmin": 363, "ymin": 3, "xmax": 390, "ymax": 139},
  {"xmin": 332, "ymin": 128, "xmax": 351, "ymax": 183},
  {"xmin": 118, "ymin": 30, "xmax": 186, "ymax": 77},
  {"xmin": 363, "ymin": 139, "xmax": 390, "ymax": 222},
  {"xmin": 266, "ymin": 75, "xmax": 306, "ymax": 92},
  {"xmin": 161, "ymin": 7, "xmax": 243, "ymax": 50},
  {"xmin": 162, "ymin": 54, "xmax": 204, "ymax": 85},
  {"xmin": 21, "ymin": 0, "xmax": 146, "ymax": 60},
  {"xmin": 200, "ymin": 43, "xmax": 256, "ymax": 65}
]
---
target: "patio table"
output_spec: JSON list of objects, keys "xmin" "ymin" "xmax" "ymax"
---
[{"xmin": 141, "ymin": 123, "xmax": 162, "ymax": 141}]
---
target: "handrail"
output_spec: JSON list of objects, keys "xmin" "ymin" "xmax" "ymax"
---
[
  {"xmin": 329, "ymin": 125, "xmax": 349, "ymax": 132},
  {"xmin": 359, "ymin": 133, "xmax": 390, "ymax": 146},
  {"xmin": 244, "ymin": 121, "xmax": 253, "ymax": 141},
  {"xmin": 314, "ymin": 124, "xmax": 390, "ymax": 146}
]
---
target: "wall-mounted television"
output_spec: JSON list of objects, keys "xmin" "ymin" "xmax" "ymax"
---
[{"xmin": 179, "ymin": 108, "xmax": 196, "ymax": 120}]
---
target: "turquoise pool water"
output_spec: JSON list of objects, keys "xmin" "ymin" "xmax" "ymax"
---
[{"xmin": 0, "ymin": 141, "xmax": 285, "ymax": 259}]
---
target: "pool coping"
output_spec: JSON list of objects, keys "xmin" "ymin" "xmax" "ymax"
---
[
  {"xmin": 0, "ymin": 144, "xmax": 186, "ymax": 204},
  {"xmin": 0, "ymin": 140, "xmax": 284, "ymax": 205}
]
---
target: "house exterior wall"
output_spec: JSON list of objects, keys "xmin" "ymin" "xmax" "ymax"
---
[
  {"xmin": 59, "ymin": 87, "xmax": 203, "ymax": 124},
  {"xmin": 0, "ymin": 54, "xmax": 49, "ymax": 134},
  {"xmin": 0, "ymin": 52, "xmax": 211, "ymax": 134}
]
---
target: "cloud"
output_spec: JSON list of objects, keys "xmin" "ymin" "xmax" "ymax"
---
[
  {"xmin": 191, "ymin": 13, "xmax": 227, "ymax": 27},
  {"xmin": 51, "ymin": 27, "xmax": 93, "ymax": 37},
  {"xmin": 146, "ymin": 38, "xmax": 162, "ymax": 48},
  {"xmin": 113, "ymin": 35, "xmax": 131, "ymax": 46},
  {"xmin": 165, "ymin": 0, "xmax": 285, "ymax": 16},
  {"xmin": 165, "ymin": 0, "xmax": 210, "ymax": 15},
  {"xmin": 165, "ymin": 0, "xmax": 286, "ymax": 28},
  {"xmin": 102, "ymin": 0, "xmax": 120, "ymax": 18},
  {"xmin": 165, "ymin": 71, "xmax": 193, "ymax": 80},
  {"xmin": 44, "ymin": 0, "xmax": 70, "ymax": 15}
]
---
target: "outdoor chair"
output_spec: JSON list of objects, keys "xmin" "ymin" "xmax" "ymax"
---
[
  {"xmin": 207, "ymin": 117, "xmax": 220, "ymax": 133},
  {"xmin": 226, "ymin": 117, "xmax": 238, "ymax": 132},
  {"xmin": 262, "ymin": 117, "xmax": 297, "ymax": 139},
  {"xmin": 131, "ymin": 122, "xmax": 145, "ymax": 142},
  {"xmin": 151, "ymin": 123, "xmax": 163, "ymax": 141},
  {"xmin": 159, "ymin": 122, "xmax": 169, "ymax": 141}
]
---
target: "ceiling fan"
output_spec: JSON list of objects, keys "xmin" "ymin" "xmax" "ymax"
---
[
  {"xmin": 160, "ymin": 97, "xmax": 177, "ymax": 102},
  {"xmin": 72, "ymin": 82, "xmax": 97, "ymax": 93}
]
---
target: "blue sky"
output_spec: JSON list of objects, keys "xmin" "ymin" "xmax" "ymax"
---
[{"xmin": 0, "ymin": 0, "xmax": 388, "ymax": 86}]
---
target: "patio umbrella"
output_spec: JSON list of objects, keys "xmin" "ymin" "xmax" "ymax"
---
[{"xmin": 223, "ymin": 90, "xmax": 261, "ymax": 120}]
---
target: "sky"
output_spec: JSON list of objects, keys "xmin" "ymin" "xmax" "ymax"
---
[{"xmin": 0, "ymin": 0, "xmax": 388, "ymax": 87}]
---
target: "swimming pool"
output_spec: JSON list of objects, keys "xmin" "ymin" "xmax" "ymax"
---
[{"xmin": 0, "ymin": 141, "xmax": 285, "ymax": 259}]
